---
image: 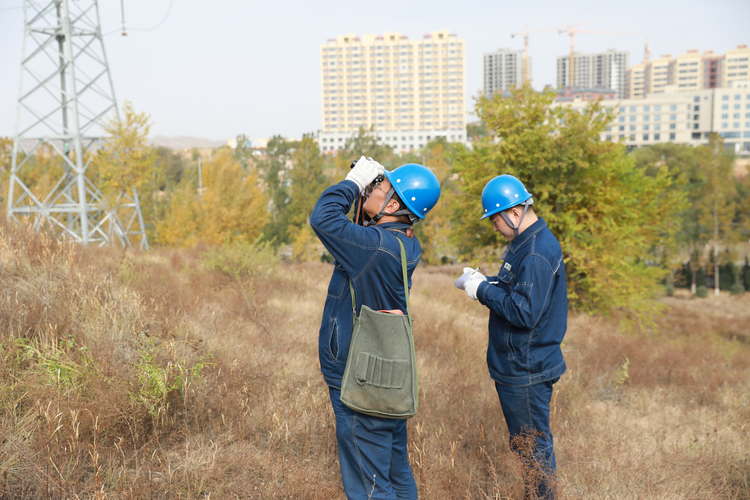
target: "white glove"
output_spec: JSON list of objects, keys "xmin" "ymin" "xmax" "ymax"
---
[
  {"xmin": 345, "ymin": 156, "xmax": 385, "ymax": 191},
  {"xmin": 464, "ymin": 279, "xmax": 483, "ymax": 300},
  {"xmin": 462, "ymin": 267, "xmax": 487, "ymax": 282}
]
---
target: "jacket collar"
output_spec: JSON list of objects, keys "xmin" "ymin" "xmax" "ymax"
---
[
  {"xmin": 375, "ymin": 221, "xmax": 413, "ymax": 231},
  {"xmin": 508, "ymin": 218, "xmax": 547, "ymax": 255}
]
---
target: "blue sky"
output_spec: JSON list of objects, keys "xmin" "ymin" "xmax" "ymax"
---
[{"xmin": 1, "ymin": 0, "xmax": 748, "ymax": 142}]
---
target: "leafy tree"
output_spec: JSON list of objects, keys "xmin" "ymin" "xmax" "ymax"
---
[
  {"xmin": 257, "ymin": 135, "xmax": 296, "ymax": 245},
  {"xmin": 450, "ymin": 84, "xmax": 684, "ymax": 320},
  {"xmin": 233, "ymin": 134, "xmax": 251, "ymax": 171},
  {"xmin": 287, "ymin": 134, "xmax": 327, "ymax": 229},
  {"xmin": 630, "ymin": 143, "xmax": 701, "ymax": 288},
  {"xmin": 156, "ymin": 149, "xmax": 268, "ymax": 247},
  {"xmin": 414, "ymin": 138, "xmax": 457, "ymax": 264},
  {"xmin": 0, "ymin": 137, "xmax": 15, "ymax": 214},
  {"xmin": 283, "ymin": 134, "xmax": 327, "ymax": 261},
  {"xmin": 93, "ymin": 101, "xmax": 156, "ymax": 197},
  {"xmin": 332, "ymin": 126, "xmax": 395, "ymax": 181},
  {"xmin": 154, "ymin": 146, "xmax": 186, "ymax": 191},
  {"xmin": 736, "ymin": 165, "xmax": 750, "ymax": 240},
  {"xmin": 466, "ymin": 121, "xmax": 487, "ymax": 140}
]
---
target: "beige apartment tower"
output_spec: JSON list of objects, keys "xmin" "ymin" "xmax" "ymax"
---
[
  {"xmin": 625, "ymin": 44, "xmax": 749, "ymax": 99},
  {"xmin": 319, "ymin": 30, "xmax": 467, "ymax": 153}
]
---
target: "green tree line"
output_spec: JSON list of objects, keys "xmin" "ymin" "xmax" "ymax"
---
[{"xmin": 1, "ymin": 89, "xmax": 748, "ymax": 320}]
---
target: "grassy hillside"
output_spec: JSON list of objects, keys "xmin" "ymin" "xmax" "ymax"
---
[{"xmin": 0, "ymin": 223, "xmax": 748, "ymax": 499}]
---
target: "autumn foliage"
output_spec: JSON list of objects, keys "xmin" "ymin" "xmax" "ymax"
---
[{"xmin": 155, "ymin": 148, "xmax": 268, "ymax": 246}]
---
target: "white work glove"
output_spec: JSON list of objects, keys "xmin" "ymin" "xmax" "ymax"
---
[
  {"xmin": 464, "ymin": 279, "xmax": 483, "ymax": 300},
  {"xmin": 462, "ymin": 267, "xmax": 487, "ymax": 282},
  {"xmin": 345, "ymin": 156, "xmax": 385, "ymax": 191}
]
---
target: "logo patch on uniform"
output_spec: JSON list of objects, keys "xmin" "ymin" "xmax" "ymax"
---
[{"xmin": 503, "ymin": 262, "xmax": 512, "ymax": 272}]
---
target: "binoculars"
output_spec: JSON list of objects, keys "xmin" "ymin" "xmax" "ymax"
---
[{"xmin": 350, "ymin": 159, "xmax": 385, "ymax": 186}]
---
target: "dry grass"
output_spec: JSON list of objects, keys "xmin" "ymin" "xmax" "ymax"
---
[{"xmin": 0, "ymin": 222, "xmax": 748, "ymax": 499}]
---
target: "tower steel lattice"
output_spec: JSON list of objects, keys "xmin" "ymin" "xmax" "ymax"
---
[{"xmin": 7, "ymin": 0, "xmax": 148, "ymax": 249}]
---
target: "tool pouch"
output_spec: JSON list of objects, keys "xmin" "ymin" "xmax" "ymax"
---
[{"xmin": 340, "ymin": 236, "xmax": 419, "ymax": 419}]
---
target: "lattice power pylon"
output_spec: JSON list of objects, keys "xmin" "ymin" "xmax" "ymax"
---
[{"xmin": 7, "ymin": 0, "xmax": 148, "ymax": 249}]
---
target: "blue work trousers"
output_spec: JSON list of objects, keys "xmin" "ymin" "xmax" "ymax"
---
[
  {"xmin": 495, "ymin": 379, "xmax": 558, "ymax": 500},
  {"xmin": 329, "ymin": 387, "xmax": 418, "ymax": 500}
]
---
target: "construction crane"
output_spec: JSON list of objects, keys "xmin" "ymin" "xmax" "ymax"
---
[
  {"xmin": 558, "ymin": 28, "xmax": 638, "ymax": 86},
  {"xmin": 511, "ymin": 22, "xmax": 594, "ymax": 83}
]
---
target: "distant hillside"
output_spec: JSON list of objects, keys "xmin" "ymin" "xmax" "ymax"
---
[{"xmin": 149, "ymin": 135, "xmax": 226, "ymax": 150}]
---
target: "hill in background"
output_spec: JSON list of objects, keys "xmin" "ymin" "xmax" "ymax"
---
[{"xmin": 149, "ymin": 135, "xmax": 226, "ymax": 150}]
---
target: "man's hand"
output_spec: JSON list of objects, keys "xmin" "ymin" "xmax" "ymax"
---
[
  {"xmin": 462, "ymin": 267, "xmax": 487, "ymax": 282},
  {"xmin": 464, "ymin": 279, "xmax": 483, "ymax": 300},
  {"xmin": 346, "ymin": 156, "xmax": 385, "ymax": 191}
]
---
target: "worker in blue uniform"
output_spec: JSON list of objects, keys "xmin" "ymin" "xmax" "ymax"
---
[
  {"xmin": 310, "ymin": 157, "xmax": 441, "ymax": 500},
  {"xmin": 461, "ymin": 174, "xmax": 567, "ymax": 500}
]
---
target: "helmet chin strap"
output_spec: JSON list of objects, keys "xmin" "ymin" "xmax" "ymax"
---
[
  {"xmin": 364, "ymin": 188, "xmax": 417, "ymax": 226},
  {"xmin": 500, "ymin": 200, "xmax": 532, "ymax": 238}
]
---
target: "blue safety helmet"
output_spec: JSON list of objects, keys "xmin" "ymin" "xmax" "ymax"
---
[
  {"xmin": 382, "ymin": 163, "xmax": 441, "ymax": 220},
  {"xmin": 480, "ymin": 175, "xmax": 533, "ymax": 220}
]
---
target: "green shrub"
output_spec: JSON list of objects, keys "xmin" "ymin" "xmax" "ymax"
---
[
  {"xmin": 665, "ymin": 284, "xmax": 675, "ymax": 297},
  {"xmin": 696, "ymin": 286, "xmax": 709, "ymax": 298},
  {"xmin": 730, "ymin": 283, "xmax": 745, "ymax": 296},
  {"xmin": 201, "ymin": 239, "xmax": 278, "ymax": 279}
]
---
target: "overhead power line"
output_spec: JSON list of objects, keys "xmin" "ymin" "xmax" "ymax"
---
[{"xmin": 103, "ymin": 0, "xmax": 174, "ymax": 36}]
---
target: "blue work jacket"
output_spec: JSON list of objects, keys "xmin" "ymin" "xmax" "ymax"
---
[
  {"xmin": 310, "ymin": 180, "xmax": 420, "ymax": 389},
  {"xmin": 475, "ymin": 218, "xmax": 567, "ymax": 387}
]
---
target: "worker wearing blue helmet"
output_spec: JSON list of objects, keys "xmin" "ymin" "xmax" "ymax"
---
[
  {"xmin": 310, "ymin": 157, "xmax": 440, "ymax": 500},
  {"xmin": 460, "ymin": 174, "xmax": 567, "ymax": 499}
]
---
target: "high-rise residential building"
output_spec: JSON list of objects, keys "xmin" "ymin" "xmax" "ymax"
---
[
  {"xmin": 626, "ymin": 53, "xmax": 677, "ymax": 99},
  {"xmin": 318, "ymin": 30, "xmax": 467, "ymax": 154},
  {"xmin": 725, "ymin": 44, "xmax": 750, "ymax": 88},
  {"xmin": 556, "ymin": 49, "xmax": 629, "ymax": 98},
  {"xmin": 625, "ymin": 45, "xmax": 749, "ymax": 99},
  {"xmin": 556, "ymin": 81, "xmax": 750, "ymax": 153},
  {"xmin": 702, "ymin": 51, "xmax": 725, "ymax": 89},
  {"xmin": 650, "ymin": 54, "xmax": 677, "ymax": 94},
  {"xmin": 483, "ymin": 48, "xmax": 527, "ymax": 96}
]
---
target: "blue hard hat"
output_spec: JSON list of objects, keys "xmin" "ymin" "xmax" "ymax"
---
[
  {"xmin": 480, "ymin": 175, "xmax": 533, "ymax": 220},
  {"xmin": 384, "ymin": 163, "xmax": 441, "ymax": 220}
]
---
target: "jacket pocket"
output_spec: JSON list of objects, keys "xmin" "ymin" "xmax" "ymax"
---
[
  {"xmin": 328, "ymin": 319, "xmax": 339, "ymax": 360},
  {"xmin": 505, "ymin": 326, "xmax": 516, "ymax": 360},
  {"xmin": 498, "ymin": 269, "xmax": 515, "ymax": 287}
]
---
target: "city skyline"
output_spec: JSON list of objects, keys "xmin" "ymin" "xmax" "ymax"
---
[{"xmin": 0, "ymin": 0, "xmax": 748, "ymax": 142}]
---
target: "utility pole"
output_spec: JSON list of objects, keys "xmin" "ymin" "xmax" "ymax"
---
[
  {"xmin": 714, "ymin": 189, "xmax": 720, "ymax": 296},
  {"xmin": 713, "ymin": 142, "xmax": 720, "ymax": 296},
  {"xmin": 8, "ymin": 0, "xmax": 148, "ymax": 249}
]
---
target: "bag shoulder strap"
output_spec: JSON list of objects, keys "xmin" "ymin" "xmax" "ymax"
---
[{"xmin": 348, "ymin": 229, "xmax": 411, "ymax": 320}]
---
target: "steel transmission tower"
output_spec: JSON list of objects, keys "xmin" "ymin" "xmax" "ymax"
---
[{"xmin": 7, "ymin": 0, "xmax": 148, "ymax": 249}]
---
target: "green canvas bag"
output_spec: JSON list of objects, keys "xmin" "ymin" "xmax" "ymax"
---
[{"xmin": 339, "ymin": 234, "xmax": 419, "ymax": 419}]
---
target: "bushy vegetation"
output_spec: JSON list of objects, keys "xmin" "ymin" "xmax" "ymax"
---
[
  {"xmin": 451, "ymin": 85, "xmax": 685, "ymax": 321},
  {"xmin": 4, "ymin": 91, "xmax": 748, "ymax": 315},
  {"xmin": 0, "ymin": 222, "xmax": 748, "ymax": 498}
]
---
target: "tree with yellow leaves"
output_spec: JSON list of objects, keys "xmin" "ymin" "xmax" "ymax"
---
[
  {"xmin": 93, "ymin": 101, "xmax": 156, "ymax": 198},
  {"xmin": 155, "ymin": 149, "xmax": 268, "ymax": 247}
]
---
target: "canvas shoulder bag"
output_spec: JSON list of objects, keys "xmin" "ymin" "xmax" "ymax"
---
[{"xmin": 339, "ymin": 234, "xmax": 419, "ymax": 419}]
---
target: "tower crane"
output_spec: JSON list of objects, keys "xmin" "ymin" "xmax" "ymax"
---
[
  {"xmin": 558, "ymin": 28, "xmax": 638, "ymax": 86},
  {"xmin": 511, "ymin": 22, "xmax": 594, "ymax": 83}
]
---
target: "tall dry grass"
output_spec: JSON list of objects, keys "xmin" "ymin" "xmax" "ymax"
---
[{"xmin": 0, "ymin": 222, "xmax": 748, "ymax": 499}]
